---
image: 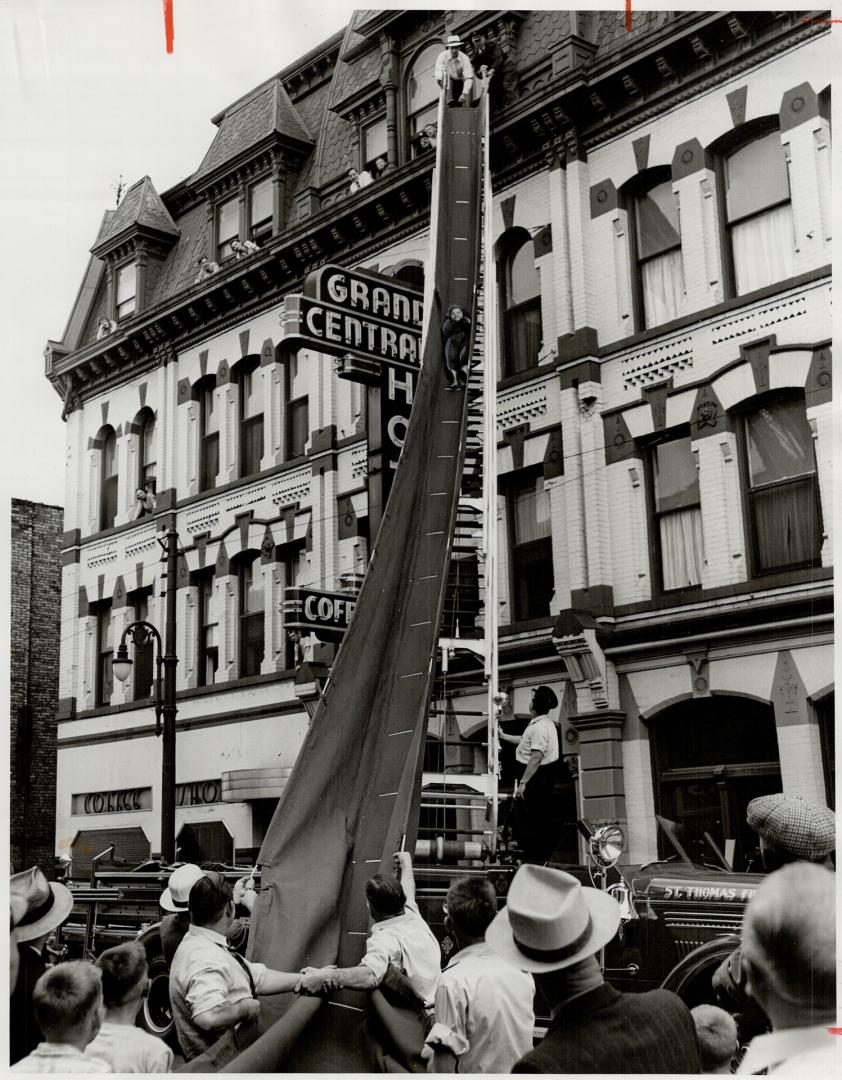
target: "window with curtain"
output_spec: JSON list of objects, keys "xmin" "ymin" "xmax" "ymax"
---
[
  {"xmin": 100, "ymin": 427, "xmax": 118, "ymax": 530},
  {"xmin": 635, "ymin": 179, "xmax": 684, "ymax": 328},
  {"xmin": 132, "ymin": 591, "xmax": 154, "ymax": 700},
  {"xmin": 743, "ymin": 397, "xmax": 822, "ymax": 573},
  {"xmin": 249, "ymin": 177, "xmax": 273, "ymax": 244},
  {"xmin": 238, "ymin": 558, "xmax": 264, "ymax": 678},
  {"xmin": 139, "ymin": 410, "xmax": 156, "ymax": 492},
  {"xmin": 96, "ymin": 601, "xmax": 114, "ymax": 707},
  {"xmin": 115, "ymin": 263, "xmax": 137, "ymax": 321},
  {"xmin": 503, "ymin": 236, "xmax": 542, "ymax": 377},
  {"xmin": 724, "ymin": 130, "xmax": 795, "ymax": 296},
  {"xmin": 509, "ymin": 470, "xmax": 553, "ymax": 621},
  {"xmin": 197, "ymin": 573, "xmax": 218, "ymax": 687},
  {"xmin": 238, "ymin": 361, "xmax": 264, "ymax": 478},
  {"xmin": 217, "ymin": 195, "xmax": 239, "ymax": 261},
  {"xmin": 651, "ymin": 435, "xmax": 704, "ymax": 591},
  {"xmin": 406, "ymin": 43, "xmax": 441, "ymax": 149},
  {"xmin": 199, "ymin": 379, "xmax": 219, "ymax": 492}
]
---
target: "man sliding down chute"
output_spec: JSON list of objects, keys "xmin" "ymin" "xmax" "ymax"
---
[{"xmin": 176, "ymin": 78, "xmax": 488, "ymax": 1077}]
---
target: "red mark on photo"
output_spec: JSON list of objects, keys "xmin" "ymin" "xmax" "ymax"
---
[
  {"xmin": 828, "ymin": 1028, "xmax": 842, "ymax": 1036},
  {"xmin": 626, "ymin": 0, "xmax": 632, "ymax": 32},
  {"xmin": 801, "ymin": 15, "xmax": 842, "ymax": 23},
  {"xmin": 163, "ymin": 0, "xmax": 174, "ymax": 53}
]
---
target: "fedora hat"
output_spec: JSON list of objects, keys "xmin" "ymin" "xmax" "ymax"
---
[
  {"xmin": 11, "ymin": 867, "xmax": 74, "ymax": 943},
  {"xmin": 445, "ymin": 34, "xmax": 463, "ymax": 47},
  {"xmin": 160, "ymin": 863, "xmax": 206, "ymax": 912},
  {"xmin": 486, "ymin": 864, "xmax": 621, "ymax": 972}
]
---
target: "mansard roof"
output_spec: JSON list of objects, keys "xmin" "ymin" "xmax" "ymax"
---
[
  {"xmin": 191, "ymin": 78, "xmax": 313, "ymax": 185},
  {"xmin": 92, "ymin": 177, "xmax": 179, "ymax": 254}
]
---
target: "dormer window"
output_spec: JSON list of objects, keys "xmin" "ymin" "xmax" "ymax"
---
[
  {"xmin": 362, "ymin": 117, "xmax": 388, "ymax": 174},
  {"xmin": 249, "ymin": 178, "xmax": 273, "ymax": 244},
  {"xmin": 217, "ymin": 195, "xmax": 239, "ymax": 262},
  {"xmin": 115, "ymin": 263, "xmax": 137, "ymax": 321}
]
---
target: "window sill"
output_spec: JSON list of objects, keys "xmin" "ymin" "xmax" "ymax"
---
[{"xmin": 71, "ymin": 666, "xmax": 301, "ymax": 721}]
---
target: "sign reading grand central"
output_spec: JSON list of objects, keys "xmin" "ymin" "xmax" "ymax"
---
[{"xmin": 279, "ymin": 264, "xmax": 423, "ymax": 373}]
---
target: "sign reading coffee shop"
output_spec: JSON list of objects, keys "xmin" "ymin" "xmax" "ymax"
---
[
  {"xmin": 73, "ymin": 780, "xmax": 222, "ymax": 816},
  {"xmin": 284, "ymin": 587, "xmax": 359, "ymax": 641}
]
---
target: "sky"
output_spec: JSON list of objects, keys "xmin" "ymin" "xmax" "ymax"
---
[{"xmin": 0, "ymin": 0, "xmax": 360, "ymax": 511}]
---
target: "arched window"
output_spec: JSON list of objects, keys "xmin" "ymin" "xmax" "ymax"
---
[
  {"xmin": 650, "ymin": 697, "xmax": 781, "ymax": 869},
  {"xmin": 138, "ymin": 409, "xmax": 156, "ymax": 493},
  {"xmin": 630, "ymin": 172, "xmax": 684, "ymax": 328},
  {"xmin": 406, "ymin": 43, "xmax": 441, "ymax": 150},
  {"xmin": 740, "ymin": 392, "xmax": 822, "ymax": 574},
  {"xmin": 236, "ymin": 358, "xmax": 263, "ymax": 478},
  {"xmin": 392, "ymin": 261, "xmax": 425, "ymax": 292},
  {"xmin": 197, "ymin": 376, "xmax": 219, "ymax": 492},
  {"xmin": 721, "ymin": 127, "xmax": 794, "ymax": 296},
  {"xmin": 100, "ymin": 426, "xmax": 118, "ymax": 530},
  {"xmin": 501, "ymin": 232, "xmax": 542, "ymax": 377}
]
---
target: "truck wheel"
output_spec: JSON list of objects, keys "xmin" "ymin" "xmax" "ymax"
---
[
  {"xmin": 136, "ymin": 927, "xmax": 179, "ymax": 1051},
  {"xmin": 661, "ymin": 936, "xmax": 739, "ymax": 1008}
]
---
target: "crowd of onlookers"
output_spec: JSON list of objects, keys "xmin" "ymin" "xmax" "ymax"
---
[{"xmin": 8, "ymin": 792, "xmax": 837, "ymax": 1073}]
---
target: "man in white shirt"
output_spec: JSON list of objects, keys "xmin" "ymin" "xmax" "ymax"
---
[
  {"xmin": 298, "ymin": 851, "xmax": 441, "ymax": 1006},
  {"xmin": 434, "ymin": 34, "xmax": 474, "ymax": 106},
  {"xmin": 737, "ymin": 862, "xmax": 838, "ymax": 1074},
  {"xmin": 168, "ymin": 871, "xmax": 300, "ymax": 1061},
  {"xmin": 426, "ymin": 875, "xmax": 535, "ymax": 1072},
  {"xmin": 500, "ymin": 685, "xmax": 560, "ymax": 863}
]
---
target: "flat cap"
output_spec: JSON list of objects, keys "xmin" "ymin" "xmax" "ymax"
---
[{"xmin": 747, "ymin": 793, "xmax": 835, "ymax": 861}]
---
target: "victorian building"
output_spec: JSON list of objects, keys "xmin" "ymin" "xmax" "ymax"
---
[{"xmin": 45, "ymin": 10, "xmax": 833, "ymax": 875}]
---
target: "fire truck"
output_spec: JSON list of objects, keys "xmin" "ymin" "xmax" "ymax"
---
[{"xmin": 51, "ymin": 818, "xmax": 759, "ymax": 1047}]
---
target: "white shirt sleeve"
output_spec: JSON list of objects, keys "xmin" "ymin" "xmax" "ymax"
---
[
  {"xmin": 528, "ymin": 720, "xmax": 552, "ymax": 760},
  {"xmin": 434, "ymin": 51, "xmax": 446, "ymax": 82},
  {"xmin": 359, "ymin": 930, "xmax": 395, "ymax": 984},
  {"xmin": 426, "ymin": 973, "xmax": 469, "ymax": 1058},
  {"xmin": 185, "ymin": 960, "xmax": 230, "ymax": 1018}
]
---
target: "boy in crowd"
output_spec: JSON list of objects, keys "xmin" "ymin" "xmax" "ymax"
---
[
  {"xmin": 11, "ymin": 961, "xmax": 110, "ymax": 1073},
  {"xmin": 88, "ymin": 943, "xmax": 173, "ymax": 1072},
  {"xmin": 691, "ymin": 1004, "xmax": 739, "ymax": 1074},
  {"xmin": 425, "ymin": 876, "xmax": 535, "ymax": 1073}
]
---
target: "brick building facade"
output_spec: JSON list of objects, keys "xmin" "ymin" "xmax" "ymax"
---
[
  {"xmin": 44, "ymin": 10, "xmax": 833, "ymax": 873},
  {"xmin": 10, "ymin": 499, "xmax": 64, "ymax": 872}
]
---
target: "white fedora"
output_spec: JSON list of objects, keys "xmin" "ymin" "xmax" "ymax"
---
[
  {"xmin": 486, "ymin": 864, "xmax": 621, "ymax": 973},
  {"xmin": 445, "ymin": 34, "xmax": 463, "ymax": 48},
  {"xmin": 160, "ymin": 863, "xmax": 206, "ymax": 912},
  {"xmin": 11, "ymin": 867, "xmax": 74, "ymax": 944}
]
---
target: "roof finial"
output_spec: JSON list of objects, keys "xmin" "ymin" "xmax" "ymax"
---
[{"xmin": 111, "ymin": 173, "xmax": 126, "ymax": 206}]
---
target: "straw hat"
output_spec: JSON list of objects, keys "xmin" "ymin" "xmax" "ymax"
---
[
  {"xmin": 445, "ymin": 34, "xmax": 463, "ymax": 48},
  {"xmin": 486, "ymin": 864, "xmax": 621, "ymax": 972},
  {"xmin": 11, "ymin": 867, "xmax": 74, "ymax": 943},
  {"xmin": 160, "ymin": 864, "xmax": 206, "ymax": 912}
]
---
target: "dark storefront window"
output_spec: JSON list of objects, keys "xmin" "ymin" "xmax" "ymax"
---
[{"xmin": 651, "ymin": 697, "xmax": 781, "ymax": 870}]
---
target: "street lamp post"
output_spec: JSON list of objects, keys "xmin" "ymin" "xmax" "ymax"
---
[{"xmin": 112, "ymin": 527, "xmax": 180, "ymax": 863}]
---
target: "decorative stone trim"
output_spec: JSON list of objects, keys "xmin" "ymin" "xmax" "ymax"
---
[
  {"xmin": 621, "ymin": 336, "xmax": 693, "ymax": 389},
  {"xmin": 710, "ymin": 293, "xmax": 807, "ymax": 346},
  {"xmin": 497, "ymin": 383, "xmax": 548, "ymax": 430}
]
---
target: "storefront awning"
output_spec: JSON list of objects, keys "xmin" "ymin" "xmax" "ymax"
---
[{"xmin": 221, "ymin": 765, "xmax": 292, "ymax": 803}]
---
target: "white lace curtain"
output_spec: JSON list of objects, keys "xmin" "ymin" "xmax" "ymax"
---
[
  {"xmin": 731, "ymin": 203, "xmax": 795, "ymax": 295},
  {"xmin": 642, "ymin": 248, "xmax": 685, "ymax": 327},
  {"xmin": 659, "ymin": 506, "xmax": 704, "ymax": 590}
]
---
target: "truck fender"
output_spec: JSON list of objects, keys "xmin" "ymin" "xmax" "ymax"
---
[
  {"xmin": 660, "ymin": 935, "xmax": 740, "ymax": 1007},
  {"xmin": 135, "ymin": 923, "xmax": 178, "ymax": 1048}
]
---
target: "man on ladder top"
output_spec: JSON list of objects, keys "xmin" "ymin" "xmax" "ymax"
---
[{"xmin": 435, "ymin": 34, "xmax": 474, "ymax": 107}]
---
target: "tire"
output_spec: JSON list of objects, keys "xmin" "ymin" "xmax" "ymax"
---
[
  {"xmin": 136, "ymin": 926, "xmax": 180, "ymax": 1051},
  {"xmin": 661, "ymin": 936, "xmax": 739, "ymax": 1008}
]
